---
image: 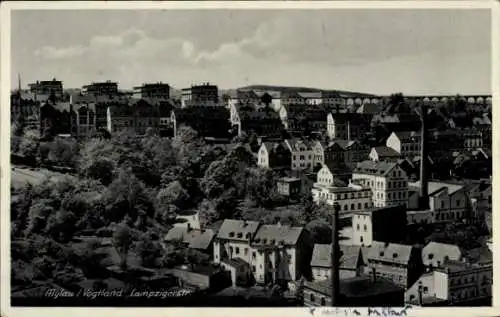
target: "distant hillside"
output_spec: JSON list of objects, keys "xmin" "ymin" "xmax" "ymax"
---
[{"xmin": 237, "ymin": 85, "xmax": 378, "ymax": 97}]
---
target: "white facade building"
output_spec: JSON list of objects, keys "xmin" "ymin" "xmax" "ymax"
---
[{"xmin": 352, "ymin": 161, "xmax": 409, "ymax": 208}]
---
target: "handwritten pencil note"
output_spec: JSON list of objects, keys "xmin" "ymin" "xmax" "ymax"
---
[{"xmin": 309, "ymin": 305, "xmax": 413, "ymax": 317}]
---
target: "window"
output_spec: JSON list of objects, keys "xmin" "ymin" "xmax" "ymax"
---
[
  {"xmin": 351, "ymin": 204, "xmax": 355, "ymax": 210},
  {"xmin": 252, "ymin": 265, "xmax": 256, "ymax": 272},
  {"xmin": 364, "ymin": 202, "xmax": 368, "ymax": 208},
  {"xmin": 358, "ymin": 203, "xmax": 362, "ymax": 209},
  {"xmin": 423, "ymin": 287, "xmax": 428, "ymax": 294},
  {"xmin": 364, "ymin": 224, "xmax": 367, "ymax": 232},
  {"xmin": 244, "ymin": 248, "xmax": 248, "ymax": 256},
  {"xmin": 457, "ymin": 200, "xmax": 461, "ymax": 207},
  {"xmin": 320, "ymin": 298, "xmax": 326, "ymax": 306},
  {"xmin": 310, "ymin": 294, "xmax": 315, "ymax": 302},
  {"xmin": 441, "ymin": 201, "xmax": 445, "ymax": 209},
  {"xmin": 235, "ymin": 247, "xmax": 240, "ymax": 255},
  {"xmin": 360, "ymin": 236, "xmax": 364, "ymax": 243},
  {"xmin": 344, "ymin": 205, "xmax": 348, "ymax": 211},
  {"xmin": 356, "ymin": 224, "xmax": 360, "ymax": 230},
  {"xmin": 252, "ymin": 251, "xmax": 256, "ymax": 259}
]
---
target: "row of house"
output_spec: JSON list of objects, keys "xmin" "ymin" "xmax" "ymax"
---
[
  {"xmin": 306, "ymin": 240, "xmax": 492, "ymax": 306},
  {"xmin": 165, "ymin": 218, "xmax": 313, "ymax": 288}
]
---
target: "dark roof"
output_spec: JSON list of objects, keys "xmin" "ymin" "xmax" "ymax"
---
[
  {"xmin": 367, "ymin": 241, "xmax": 414, "ymax": 265},
  {"xmin": 252, "ymin": 224, "xmax": 304, "ymax": 247},
  {"xmin": 217, "ymin": 219, "xmax": 260, "ymax": 242},
  {"xmin": 393, "ymin": 131, "xmax": 420, "ymax": 140},
  {"xmin": 285, "ymin": 138, "xmax": 314, "ymax": 151},
  {"xmin": 173, "ymin": 106, "xmax": 229, "ymax": 121},
  {"xmin": 464, "ymin": 246, "xmax": 492, "ymax": 266},
  {"xmin": 371, "ymin": 146, "xmax": 401, "ymax": 158},
  {"xmin": 237, "ymin": 104, "xmax": 281, "ymax": 121},
  {"xmin": 311, "ymin": 244, "xmax": 362, "ymax": 269},
  {"xmin": 304, "ymin": 276, "xmax": 403, "ymax": 298},
  {"xmin": 165, "ymin": 227, "xmax": 215, "ymax": 250},
  {"xmin": 221, "ymin": 257, "xmax": 251, "ymax": 268},
  {"xmin": 329, "ymin": 112, "xmax": 370, "ymax": 125},
  {"xmin": 354, "ymin": 160, "xmax": 399, "ymax": 177},
  {"xmin": 356, "ymin": 103, "xmax": 381, "ymax": 115}
]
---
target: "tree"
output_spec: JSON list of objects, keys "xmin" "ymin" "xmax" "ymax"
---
[
  {"xmin": 84, "ymin": 158, "xmax": 115, "ymax": 185},
  {"xmin": 134, "ymin": 233, "xmax": 164, "ymax": 268},
  {"xmin": 113, "ymin": 224, "xmax": 133, "ymax": 270},
  {"xmin": 104, "ymin": 169, "xmax": 153, "ymax": 223},
  {"xmin": 46, "ymin": 209, "xmax": 77, "ymax": 243},
  {"xmin": 157, "ymin": 181, "xmax": 189, "ymax": 208},
  {"xmin": 248, "ymin": 133, "xmax": 260, "ymax": 153},
  {"xmin": 305, "ymin": 220, "xmax": 332, "ymax": 244},
  {"xmin": 18, "ymin": 129, "xmax": 40, "ymax": 160},
  {"xmin": 47, "ymin": 137, "xmax": 79, "ymax": 165},
  {"xmin": 12, "ymin": 113, "xmax": 26, "ymax": 137},
  {"xmin": 172, "ymin": 126, "xmax": 206, "ymax": 167},
  {"xmin": 25, "ymin": 199, "xmax": 55, "ymax": 236}
]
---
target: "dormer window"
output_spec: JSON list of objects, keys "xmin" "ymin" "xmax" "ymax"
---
[
  {"xmin": 263, "ymin": 239, "xmax": 268, "ymax": 244},
  {"xmin": 428, "ymin": 253, "xmax": 434, "ymax": 260},
  {"xmin": 380, "ymin": 252, "xmax": 385, "ymax": 257},
  {"xmin": 393, "ymin": 253, "xmax": 398, "ymax": 258},
  {"xmin": 237, "ymin": 232, "xmax": 243, "ymax": 238},
  {"xmin": 229, "ymin": 232, "xmax": 235, "ymax": 238}
]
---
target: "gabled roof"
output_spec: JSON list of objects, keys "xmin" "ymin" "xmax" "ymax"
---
[
  {"xmin": 353, "ymin": 160, "xmax": 399, "ymax": 177},
  {"xmin": 216, "ymin": 219, "xmax": 261, "ymax": 242},
  {"xmin": 252, "ymin": 224, "xmax": 304, "ymax": 247},
  {"xmin": 285, "ymin": 138, "xmax": 314, "ymax": 151},
  {"xmin": 311, "ymin": 244, "xmax": 362, "ymax": 269},
  {"xmin": 392, "ymin": 131, "xmax": 420, "ymax": 141},
  {"xmin": 422, "ymin": 242, "xmax": 462, "ymax": 265},
  {"xmin": 165, "ymin": 227, "xmax": 215, "ymax": 250},
  {"xmin": 371, "ymin": 146, "xmax": 401, "ymax": 158},
  {"xmin": 261, "ymin": 141, "xmax": 290, "ymax": 154},
  {"xmin": 367, "ymin": 241, "xmax": 414, "ymax": 265},
  {"xmin": 356, "ymin": 103, "xmax": 381, "ymax": 115},
  {"xmin": 410, "ymin": 181, "xmax": 464, "ymax": 196},
  {"xmin": 221, "ymin": 257, "xmax": 251, "ymax": 268}
]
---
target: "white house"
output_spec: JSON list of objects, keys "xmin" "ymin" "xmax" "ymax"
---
[
  {"xmin": 352, "ymin": 161, "xmax": 409, "ymax": 208},
  {"xmin": 410, "ymin": 181, "xmax": 469, "ymax": 223},
  {"xmin": 312, "ymin": 164, "xmax": 373, "ymax": 212},
  {"xmin": 386, "ymin": 131, "xmax": 421, "ymax": 159},
  {"xmin": 285, "ymin": 138, "xmax": 314, "ymax": 171}
]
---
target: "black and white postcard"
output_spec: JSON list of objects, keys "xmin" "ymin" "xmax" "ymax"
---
[{"xmin": 0, "ymin": 1, "xmax": 498, "ymax": 317}]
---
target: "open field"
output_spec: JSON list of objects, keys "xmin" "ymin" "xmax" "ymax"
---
[{"xmin": 11, "ymin": 165, "xmax": 76, "ymax": 189}]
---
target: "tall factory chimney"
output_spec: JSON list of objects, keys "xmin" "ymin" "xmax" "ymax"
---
[
  {"xmin": 331, "ymin": 203, "xmax": 341, "ymax": 306},
  {"xmin": 419, "ymin": 102, "xmax": 429, "ymax": 210}
]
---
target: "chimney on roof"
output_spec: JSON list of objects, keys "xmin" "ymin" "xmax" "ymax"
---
[
  {"xmin": 331, "ymin": 202, "xmax": 341, "ymax": 306},
  {"xmin": 419, "ymin": 102, "xmax": 430, "ymax": 210}
]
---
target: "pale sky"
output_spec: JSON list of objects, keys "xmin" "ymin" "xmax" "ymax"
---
[{"xmin": 11, "ymin": 9, "xmax": 491, "ymax": 95}]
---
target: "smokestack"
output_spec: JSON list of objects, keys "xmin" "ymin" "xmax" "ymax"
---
[
  {"xmin": 419, "ymin": 102, "xmax": 429, "ymax": 209},
  {"xmin": 417, "ymin": 281, "xmax": 423, "ymax": 306},
  {"xmin": 331, "ymin": 203, "xmax": 341, "ymax": 306},
  {"xmin": 347, "ymin": 119, "xmax": 351, "ymax": 142}
]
